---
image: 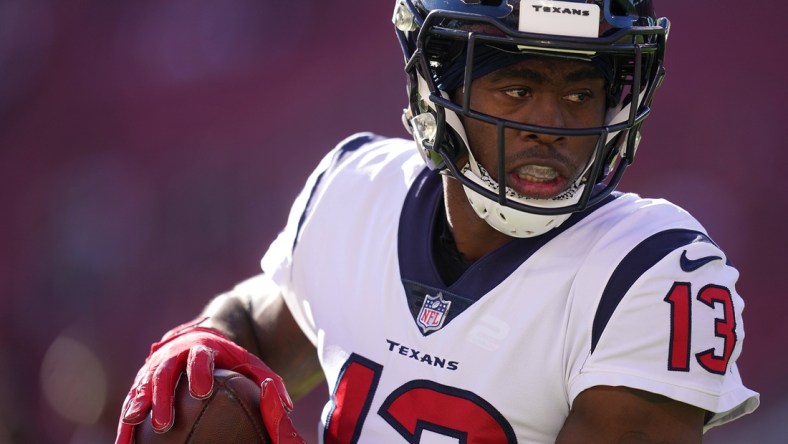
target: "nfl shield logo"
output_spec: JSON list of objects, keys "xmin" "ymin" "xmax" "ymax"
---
[{"xmin": 417, "ymin": 293, "xmax": 452, "ymax": 333}]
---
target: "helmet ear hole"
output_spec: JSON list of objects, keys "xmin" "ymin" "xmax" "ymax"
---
[
  {"xmin": 443, "ymin": 126, "xmax": 469, "ymax": 162},
  {"xmin": 598, "ymin": 131, "xmax": 627, "ymax": 179}
]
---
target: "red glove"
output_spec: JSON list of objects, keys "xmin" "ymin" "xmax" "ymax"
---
[{"xmin": 116, "ymin": 318, "xmax": 306, "ymax": 444}]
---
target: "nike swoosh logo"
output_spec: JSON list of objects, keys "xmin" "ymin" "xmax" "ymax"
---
[{"xmin": 679, "ymin": 250, "xmax": 722, "ymax": 272}]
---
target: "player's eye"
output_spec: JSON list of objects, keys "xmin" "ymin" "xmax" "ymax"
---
[
  {"xmin": 503, "ymin": 87, "xmax": 531, "ymax": 99},
  {"xmin": 564, "ymin": 90, "xmax": 593, "ymax": 103}
]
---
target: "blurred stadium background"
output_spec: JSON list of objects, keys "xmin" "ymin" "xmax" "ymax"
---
[{"xmin": 1, "ymin": 1, "xmax": 785, "ymax": 443}]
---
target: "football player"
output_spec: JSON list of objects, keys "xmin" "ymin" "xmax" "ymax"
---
[{"xmin": 117, "ymin": 1, "xmax": 759, "ymax": 443}]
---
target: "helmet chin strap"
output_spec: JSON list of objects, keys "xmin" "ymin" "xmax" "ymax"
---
[{"xmin": 459, "ymin": 148, "xmax": 587, "ymax": 238}]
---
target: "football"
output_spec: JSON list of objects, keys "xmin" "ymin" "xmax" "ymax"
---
[{"xmin": 134, "ymin": 369, "xmax": 270, "ymax": 443}]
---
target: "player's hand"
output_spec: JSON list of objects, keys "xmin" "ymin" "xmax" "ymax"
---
[
  {"xmin": 115, "ymin": 318, "xmax": 306, "ymax": 444},
  {"xmin": 261, "ymin": 377, "xmax": 307, "ymax": 444}
]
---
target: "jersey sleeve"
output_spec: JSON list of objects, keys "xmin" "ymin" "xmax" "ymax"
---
[
  {"xmin": 567, "ymin": 232, "xmax": 760, "ymax": 432},
  {"xmin": 260, "ymin": 132, "xmax": 383, "ymax": 344}
]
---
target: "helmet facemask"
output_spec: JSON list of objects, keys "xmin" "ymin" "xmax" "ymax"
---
[{"xmin": 395, "ymin": 0, "xmax": 669, "ymax": 237}]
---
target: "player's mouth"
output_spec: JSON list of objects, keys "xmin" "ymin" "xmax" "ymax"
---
[{"xmin": 509, "ymin": 164, "xmax": 568, "ymax": 200}]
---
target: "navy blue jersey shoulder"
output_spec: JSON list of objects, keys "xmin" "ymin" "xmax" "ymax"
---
[
  {"xmin": 591, "ymin": 229, "xmax": 720, "ymax": 353},
  {"xmin": 291, "ymin": 132, "xmax": 381, "ymax": 252},
  {"xmin": 399, "ymin": 168, "xmax": 620, "ymax": 335}
]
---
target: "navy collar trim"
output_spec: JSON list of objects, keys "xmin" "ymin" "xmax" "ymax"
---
[{"xmin": 399, "ymin": 168, "xmax": 620, "ymax": 302}]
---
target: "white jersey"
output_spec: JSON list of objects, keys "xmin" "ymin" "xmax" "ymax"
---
[{"xmin": 261, "ymin": 133, "xmax": 759, "ymax": 443}]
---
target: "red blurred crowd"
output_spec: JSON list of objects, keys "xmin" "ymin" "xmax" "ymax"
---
[{"xmin": 1, "ymin": 1, "xmax": 785, "ymax": 443}]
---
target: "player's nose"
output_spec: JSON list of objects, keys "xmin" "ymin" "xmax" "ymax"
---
[{"xmin": 516, "ymin": 96, "xmax": 565, "ymax": 144}]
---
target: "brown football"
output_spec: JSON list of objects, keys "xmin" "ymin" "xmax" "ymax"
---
[{"xmin": 134, "ymin": 369, "xmax": 270, "ymax": 443}]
